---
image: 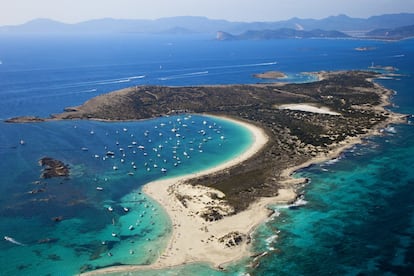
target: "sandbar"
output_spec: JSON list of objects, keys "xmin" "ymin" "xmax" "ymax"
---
[{"xmin": 81, "ymin": 115, "xmax": 296, "ymax": 275}]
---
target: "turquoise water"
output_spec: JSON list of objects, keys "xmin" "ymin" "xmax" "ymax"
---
[
  {"xmin": 0, "ymin": 115, "xmax": 253, "ymax": 275},
  {"xmin": 251, "ymin": 126, "xmax": 414, "ymax": 275},
  {"xmin": 1, "ymin": 34, "xmax": 413, "ymax": 275}
]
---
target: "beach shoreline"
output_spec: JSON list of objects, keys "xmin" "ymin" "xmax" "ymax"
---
[
  {"xmin": 81, "ymin": 115, "xmax": 298, "ymax": 275},
  {"xmin": 10, "ymin": 70, "xmax": 398, "ymax": 275},
  {"xmin": 81, "ymin": 87, "xmax": 406, "ymax": 275}
]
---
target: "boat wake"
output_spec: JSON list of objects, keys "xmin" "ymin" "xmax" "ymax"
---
[
  {"xmin": 159, "ymin": 71, "xmax": 209, "ymax": 81},
  {"xmin": 0, "ymin": 75, "xmax": 146, "ymax": 97},
  {"xmin": 96, "ymin": 75, "xmax": 146, "ymax": 85},
  {"xmin": 203, "ymin": 61, "xmax": 277, "ymax": 71},
  {"xmin": 4, "ymin": 236, "xmax": 26, "ymax": 246},
  {"xmin": 81, "ymin": 88, "xmax": 98, "ymax": 93},
  {"xmin": 156, "ymin": 61, "xmax": 278, "ymax": 81}
]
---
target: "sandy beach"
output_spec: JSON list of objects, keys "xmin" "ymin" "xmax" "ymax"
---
[
  {"xmin": 278, "ymin": 103, "xmax": 341, "ymax": 116},
  {"xmin": 82, "ymin": 111, "xmax": 401, "ymax": 275},
  {"xmin": 81, "ymin": 86, "xmax": 406, "ymax": 276},
  {"xmin": 81, "ymin": 115, "xmax": 296, "ymax": 275}
]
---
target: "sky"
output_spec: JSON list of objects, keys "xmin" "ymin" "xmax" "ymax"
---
[{"xmin": 1, "ymin": 0, "xmax": 414, "ymax": 26}]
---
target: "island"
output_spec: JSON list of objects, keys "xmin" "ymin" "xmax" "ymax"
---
[
  {"xmin": 253, "ymin": 71, "xmax": 287, "ymax": 79},
  {"xmin": 216, "ymin": 24, "xmax": 414, "ymax": 42},
  {"xmin": 216, "ymin": 29, "xmax": 350, "ymax": 40},
  {"xmin": 6, "ymin": 71, "xmax": 406, "ymax": 274}
]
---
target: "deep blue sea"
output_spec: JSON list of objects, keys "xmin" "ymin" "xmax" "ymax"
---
[{"xmin": 0, "ymin": 34, "xmax": 413, "ymax": 276}]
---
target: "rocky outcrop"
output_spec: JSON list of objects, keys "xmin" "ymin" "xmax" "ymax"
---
[
  {"xmin": 218, "ymin": 231, "xmax": 248, "ymax": 248},
  {"xmin": 5, "ymin": 116, "xmax": 46, "ymax": 123},
  {"xmin": 39, "ymin": 157, "xmax": 70, "ymax": 178}
]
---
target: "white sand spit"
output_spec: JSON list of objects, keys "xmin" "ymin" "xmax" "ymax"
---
[{"xmin": 279, "ymin": 104, "xmax": 341, "ymax": 115}]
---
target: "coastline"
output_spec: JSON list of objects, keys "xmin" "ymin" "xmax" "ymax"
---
[
  {"xmin": 82, "ymin": 105, "xmax": 405, "ymax": 276},
  {"xmin": 81, "ymin": 115, "xmax": 296, "ymax": 275},
  {"xmin": 6, "ymin": 70, "xmax": 405, "ymax": 275},
  {"xmin": 280, "ymin": 78, "xmax": 407, "ymax": 181}
]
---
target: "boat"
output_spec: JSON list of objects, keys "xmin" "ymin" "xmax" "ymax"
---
[
  {"xmin": 108, "ymin": 206, "xmax": 113, "ymax": 212},
  {"xmin": 96, "ymin": 187, "xmax": 104, "ymax": 191},
  {"xmin": 4, "ymin": 236, "xmax": 25, "ymax": 246},
  {"xmin": 161, "ymin": 168, "xmax": 167, "ymax": 173},
  {"xmin": 106, "ymin": 151, "xmax": 115, "ymax": 156},
  {"xmin": 124, "ymin": 207, "xmax": 129, "ymax": 212},
  {"xmin": 19, "ymin": 140, "xmax": 25, "ymax": 145}
]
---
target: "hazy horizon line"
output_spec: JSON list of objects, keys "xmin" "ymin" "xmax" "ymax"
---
[{"xmin": 3, "ymin": 12, "xmax": 412, "ymax": 27}]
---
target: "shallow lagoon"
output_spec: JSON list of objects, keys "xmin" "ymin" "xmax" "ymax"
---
[{"xmin": 0, "ymin": 115, "xmax": 253, "ymax": 275}]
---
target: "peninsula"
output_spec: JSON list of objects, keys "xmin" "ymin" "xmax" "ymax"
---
[{"xmin": 6, "ymin": 70, "xmax": 406, "ymax": 273}]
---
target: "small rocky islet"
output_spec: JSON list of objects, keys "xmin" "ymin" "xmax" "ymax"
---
[{"xmin": 38, "ymin": 157, "xmax": 70, "ymax": 179}]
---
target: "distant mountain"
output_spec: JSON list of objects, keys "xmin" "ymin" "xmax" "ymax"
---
[
  {"xmin": 365, "ymin": 24, "xmax": 414, "ymax": 40},
  {"xmin": 1, "ymin": 18, "xmax": 72, "ymax": 33},
  {"xmin": 1, "ymin": 13, "xmax": 414, "ymax": 36},
  {"xmin": 0, "ymin": 16, "xmax": 232, "ymax": 34},
  {"xmin": 217, "ymin": 29, "xmax": 350, "ymax": 40},
  {"xmin": 270, "ymin": 13, "xmax": 414, "ymax": 33}
]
